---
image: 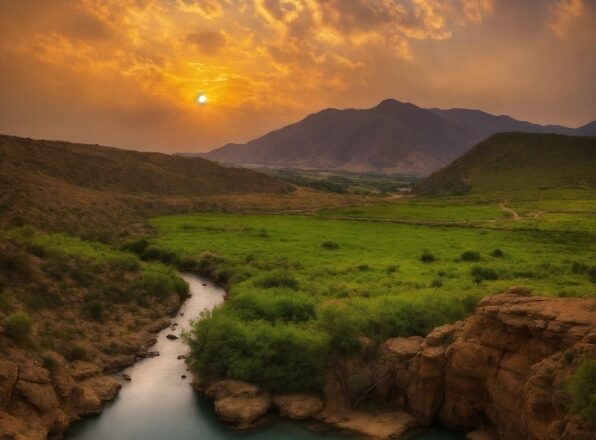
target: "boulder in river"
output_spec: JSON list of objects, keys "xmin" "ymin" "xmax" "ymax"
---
[
  {"xmin": 272, "ymin": 394, "xmax": 324, "ymax": 419},
  {"xmin": 206, "ymin": 380, "xmax": 271, "ymax": 428},
  {"xmin": 166, "ymin": 334, "xmax": 179, "ymax": 340}
]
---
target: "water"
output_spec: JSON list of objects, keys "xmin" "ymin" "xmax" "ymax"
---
[{"xmin": 65, "ymin": 273, "xmax": 464, "ymax": 440}]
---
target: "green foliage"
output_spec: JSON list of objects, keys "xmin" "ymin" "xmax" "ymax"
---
[
  {"xmin": 566, "ymin": 359, "xmax": 596, "ymax": 423},
  {"xmin": 321, "ymin": 241, "xmax": 340, "ymax": 250},
  {"xmin": 228, "ymin": 291, "xmax": 315, "ymax": 323},
  {"xmin": 121, "ymin": 237, "xmax": 149, "ymax": 254},
  {"xmin": 471, "ymin": 265, "xmax": 499, "ymax": 283},
  {"xmin": 188, "ymin": 314, "xmax": 328, "ymax": 393},
  {"xmin": 461, "ymin": 251, "xmax": 480, "ymax": 262},
  {"xmin": 3, "ymin": 311, "xmax": 33, "ymax": 343},
  {"xmin": 107, "ymin": 254, "xmax": 140, "ymax": 272},
  {"xmin": 491, "ymin": 248, "xmax": 504, "ymax": 257},
  {"xmin": 254, "ymin": 270, "xmax": 299, "ymax": 290},
  {"xmin": 420, "ymin": 251, "xmax": 436, "ymax": 263},
  {"xmin": 133, "ymin": 267, "xmax": 188, "ymax": 300}
]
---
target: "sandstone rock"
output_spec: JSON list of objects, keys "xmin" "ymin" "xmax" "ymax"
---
[
  {"xmin": 214, "ymin": 396, "xmax": 271, "ymax": 427},
  {"xmin": 205, "ymin": 380, "xmax": 261, "ymax": 400},
  {"xmin": 0, "ymin": 360, "xmax": 18, "ymax": 409},
  {"xmin": 166, "ymin": 334, "xmax": 178, "ymax": 340},
  {"xmin": 17, "ymin": 362, "xmax": 50, "ymax": 384},
  {"xmin": 273, "ymin": 394, "xmax": 324, "ymax": 419},
  {"xmin": 73, "ymin": 376, "xmax": 120, "ymax": 416},
  {"xmin": 15, "ymin": 380, "xmax": 59, "ymax": 413},
  {"xmin": 70, "ymin": 361, "xmax": 102, "ymax": 381}
]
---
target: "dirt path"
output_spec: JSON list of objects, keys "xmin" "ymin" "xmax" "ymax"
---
[{"xmin": 500, "ymin": 202, "xmax": 520, "ymax": 220}]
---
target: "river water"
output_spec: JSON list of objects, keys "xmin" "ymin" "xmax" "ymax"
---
[{"xmin": 65, "ymin": 273, "xmax": 464, "ymax": 440}]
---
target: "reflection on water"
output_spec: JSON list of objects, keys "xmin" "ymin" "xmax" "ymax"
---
[{"xmin": 65, "ymin": 273, "xmax": 464, "ymax": 440}]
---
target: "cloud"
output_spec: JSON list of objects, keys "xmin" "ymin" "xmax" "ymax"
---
[
  {"xmin": 547, "ymin": 0, "xmax": 585, "ymax": 38},
  {"xmin": 185, "ymin": 30, "xmax": 227, "ymax": 54}
]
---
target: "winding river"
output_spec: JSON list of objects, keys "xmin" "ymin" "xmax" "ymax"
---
[{"xmin": 65, "ymin": 274, "xmax": 464, "ymax": 440}]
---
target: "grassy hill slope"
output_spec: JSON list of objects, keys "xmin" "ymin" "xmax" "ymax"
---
[
  {"xmin": 415, "ymin": 133, "xmax": 596, "ymax": 195},
  {"xmin": 0, "ymin": 134, "xmax": 292, "ymax": 234}
]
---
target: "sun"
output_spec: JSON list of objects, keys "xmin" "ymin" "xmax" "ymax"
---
[{"xmin": 196, "ymin": 93, "xmax": 207, "ymax": 105}]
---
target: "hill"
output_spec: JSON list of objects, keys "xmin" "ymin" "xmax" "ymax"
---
[
  {"xmin": 197, "ymin": 100, "xmax": 594, "ymax": 176},
  {"xmin": 415, "ymin": 133, "xmax": 596, "ymax": 195},
  {"xmin": 0, "ymin": 134, "xmax": 292, "ymax": 234}
]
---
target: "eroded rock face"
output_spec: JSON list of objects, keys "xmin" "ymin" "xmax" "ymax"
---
[
  {"xmin": 376, "ymin": 289, "xmax": 596, "ymax": 440},
  {"xmin": 273, "ymin": 394, "xmax": 324, "ymax": 419},
  {"xmin": 206, "ymin": 380, "xmax": 271, "ymax": 428}
]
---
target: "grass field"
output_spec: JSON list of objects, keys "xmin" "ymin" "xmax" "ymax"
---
[{"xmin": 150, "ymin": 190, "xmax": 595, "ymax": 392}]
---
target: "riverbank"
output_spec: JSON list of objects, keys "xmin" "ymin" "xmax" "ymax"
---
[
  {"xmin": 0, "ymin": 234, "xmax": 188, "ymax": 440},
  {"xmin": 200, "ymin": 288, "xmax": 596, "ymax": 440}
]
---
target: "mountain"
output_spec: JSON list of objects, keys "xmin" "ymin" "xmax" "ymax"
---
[
  {"xmin": 198, "ymin": 100, "xmax": 594, "ymax": 176},
  {"xmin": 415, "ymin": 133, "xmax": 596, "ymax": 195},
  {"xmin": 0, "ymin": 134, "xmax": 292, "ymax": 233}
]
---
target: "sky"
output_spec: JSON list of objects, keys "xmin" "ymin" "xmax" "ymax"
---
[{"xmin": 0, "ymin": 0, "xmax": 593, "ymax": 153}]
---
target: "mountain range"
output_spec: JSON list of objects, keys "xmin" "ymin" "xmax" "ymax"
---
[{"xmin": 195, "ymin": 99, "xmax": 595, "ymax": 176}]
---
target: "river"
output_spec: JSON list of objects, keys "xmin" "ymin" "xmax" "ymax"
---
[{"xmin": 65, "ymin": 273, "xmax": 464, "ymax": 440}]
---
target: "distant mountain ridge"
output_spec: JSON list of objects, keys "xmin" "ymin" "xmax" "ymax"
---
[
  {"xmin": 194, "ymin": 100, "xmax": 595, "ymax": 176},
  {"xmin": 415, "ymin": 132, "xmax": 596, "ymax": 195}
]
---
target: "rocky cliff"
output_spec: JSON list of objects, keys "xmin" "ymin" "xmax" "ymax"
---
[{"xmin": 206, "ymin": 289, "xmax": 596, "ymax": 439}]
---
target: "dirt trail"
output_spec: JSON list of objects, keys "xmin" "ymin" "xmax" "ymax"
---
[{"xmin": 500, "ymin": 202, "xmax": 520, "ymax": 220}]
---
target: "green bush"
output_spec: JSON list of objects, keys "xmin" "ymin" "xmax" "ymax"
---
[
  {"xmin": 107, "ymin": 254, "xmax": 140, "ymax": 272},
  {"xmin": 461, "ymin": 251, "xmax": 480, "ymax": 262},
  {"xmin": 386, "ymin": 264, "xmax": 399, "ymax": 274},
  {"xmin": 141, "ymin": 245, "xmax": 177, "ymax": 264},
  {"xmin": 66, "ymin": 345, "xmax": 88, "ymax": 361},
  {"xmin": 120, "ymin": 237, "xmax": 149, "ymax": 254},
  {"xmin": 229, "ymin": 291, "xmax": 315, "ymax": 323},
  {"xmin": 187, "ymin": 314, "xmax": 329, "ymax": 393},
  {"xmin": 321, "ymin": 241, "xmax": 340, "ymax": 250},
  {"xmin": 3, "ymin": 311, "xmax": 33, "ymax": 343},
  {"xmin": 491, "ymin": 248, "xmax": 504, "ymax": 257},
  {"xmin": 471, "ymin": 265, "xmax": 499, "ymax": 283},
  {"xmin": 420, "ymin": 251, "xmax": 435, "ymax": 263},
  {"xmin": 254, "ymin": 270, "xmax": 299, "ymax": 290},
  {"xmin": 566, "ymin": 359, "xmax": 596, "ymax": 422}
]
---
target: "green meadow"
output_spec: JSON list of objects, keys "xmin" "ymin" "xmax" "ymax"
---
[{"xmin": 149, "ymin": 190, "xmax": 595, "ymax": 392}]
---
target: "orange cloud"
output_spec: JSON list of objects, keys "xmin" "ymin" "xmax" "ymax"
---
[
  {"xmin": 547, "ymin": 0, "xmax": 585, "ymax": 38},
  {"xmin": 0, "ymin": 0, "xmax": 591, "ymax": 153}
]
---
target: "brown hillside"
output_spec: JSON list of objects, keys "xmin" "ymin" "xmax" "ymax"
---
[{"xmin": 0, "ymin": 135, "xmax": 292, "ymax": 234}]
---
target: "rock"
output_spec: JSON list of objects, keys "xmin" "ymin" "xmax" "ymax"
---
[
  {"xmin": 0, "ymin": 431, "xmax": 16, "ymax": 440},
  {"xmin": 205, "ymin": 380, "xmax": 261, "ymax": 400},
  {"xmin": 18, "ymin": 362, "xmax": 50, "ymax": 384},
  {"xmin": 0, "ymin": 360, "xmax": 18, "ymax": 409},
  {"xmin": 15, "ymin": 380, "xmax": 59, "ymax": 413},
  {"xmin": 181, "ymin": 375, "xmax": 187, "ymax": 379},
  {"xmin": 207, "ymin": 380, "xmax": 271, "ymax": 427},
  {"xmin": 273, "ymin": 394, "xmax": 324, "ymax": 419},
  {"xmin": 177, "ymin": 355, "xmax": 187, "ymax": 360},
  {"xmin": 166, "ymin": 334, "xmax": 179, "ymax": 340},
  {"xmin": 370, "ymin": 293, "xmax": 596, "ymax": 440},
  {"xmin": 202, "ymin": 283, "xmax": 207, "ymax": 286},
  {"xmin": 122, "ymin": 374, "xmax": 131, "ymax": 381},
  {"xmin": 48, "ymin": 356, "xmax": 76, "ymax": 399},
  {"xmin": 70, "ymin": 361, "xmax": 102, "ymax": 381},
  {"xmin": 214, "ymin": 396, "xmax": 271, "ymax": 427},
  {"xmin": 73, "ymin": 376, "xmax": 121, "ymax": 416}
]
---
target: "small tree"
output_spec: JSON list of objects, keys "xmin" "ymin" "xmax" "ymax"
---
[{"xmin": 3, "ymin": 311, "xmax": 33, "ymax": 343}]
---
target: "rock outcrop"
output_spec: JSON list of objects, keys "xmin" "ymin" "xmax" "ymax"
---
[
  {"xmin": 204, "ymin": 290, "xmax": 595, "ymax": 440},
  {"xmin": 205, "ymin": 380, "xmax": 271, "ymax": 428},
  {"xmin": 374, "ymin": 289, "xmax": 596, "ymax": 440}
]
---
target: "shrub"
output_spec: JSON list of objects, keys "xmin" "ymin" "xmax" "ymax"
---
[
  {"xmin": 254, "ymin": 270, "xmax": 299, "ymax": 290},
  {"xmin": 107, "ymin": 254, "xmax": 140, "ymax": 272},
  {"xmin": 491, "ymin": 248, "xmax": 504, "ymax": 258},
  {"xmin": 321, "ymin": 241, "xmax": 340, "ymax": 250},
  {"xmin": 141, "ymin": 245, "xmax": 177, "ymax": 264},
  {"xmin": 386, "ymin": 264, "xmax": 399, "ymax": 274},
  {"xmin": 420, "ymin": 251, "xmax": 435, "ymax": 263},
  {"xmin": 357, "ymin": 264, "xmax": 370, "ymax": 272},
  {"xmin": 120, "ymin": 238, "xmax": 149, "ymax": 254},
  {"xmin": 471, "ymin": 265, "xmax": 499, "ymax": 283},
  {"xmin": 460, "ymin": 251, "xmax": 480, "ymax": 262},
  {"xmin": 431, "ymin": 279, "xmax": 443, "ymax": 288},
  {"xmin": 3, "ymin": 311, "xmax": 33, "ymax": 343},
  {"xmin": 229, "ymin": 292, "xmax": 315, "ymax": 323},
  {"xmin": 0, "ymin": 249, "xmax": 31, "ymax": 277},
  {"xmin": 566, "ymin": 359, "xmax": 596, "ymax": 422},
  {"xmin": 66, "ymin": 345, "xmax": 87, "ymax": 361},
  {"xmin": 84, "ymin": 299, "xmax": 105, "ymax": 321}
]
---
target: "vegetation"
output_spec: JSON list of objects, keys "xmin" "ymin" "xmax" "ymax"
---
[
  {"xmin": 566, "ymin": 359, "xmax": 596, "ymax": 423},
  {"xmin": 415, "ymin": 133, "xmax": 595, "ymax": 195},
  {"xmin": 153, "ymin": 186, "xmax": 594, "ymax": 392},
  {"xmin": 3, "ymin": 311, "xmax": 33, "ymax": 343}
]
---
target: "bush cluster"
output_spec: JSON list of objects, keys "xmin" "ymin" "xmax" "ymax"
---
[{"xmin": 3, "ymin": 311, "xmax": 33, "ymax": 343}]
